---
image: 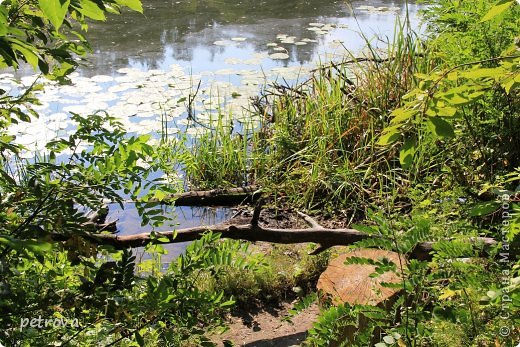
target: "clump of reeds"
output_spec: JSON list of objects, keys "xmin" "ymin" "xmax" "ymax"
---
[
  {"xmin": 174, "ymin": 20, "xmax": 432, "ymax": 218},
  {"xmin": 252, "ymin": 20, "xmax": 430, "ymax": 216}
]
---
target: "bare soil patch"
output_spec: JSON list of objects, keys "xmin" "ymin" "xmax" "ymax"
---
[{"xmin": 213, "ymin": 301, "xmax": 320, "ymax": 347}]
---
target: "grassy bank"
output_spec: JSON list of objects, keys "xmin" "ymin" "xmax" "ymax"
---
[{"xmin": 176, "ymin": 0, "xmax": 520, "ymax": 345}]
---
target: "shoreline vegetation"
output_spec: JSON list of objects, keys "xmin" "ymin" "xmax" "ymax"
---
[{"xmin": 0, "ymin": 0, "xmax": 519, "ymax": 346}]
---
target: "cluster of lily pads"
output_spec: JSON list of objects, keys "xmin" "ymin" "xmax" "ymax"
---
[{"xmin": 3, "ymin": 60, "xmax": 313, "ymax": 159}]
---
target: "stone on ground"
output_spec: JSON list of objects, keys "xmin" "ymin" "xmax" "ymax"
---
[{"xmin": 317, "ymin": 248, "xmax": 406, "ymax": 306}]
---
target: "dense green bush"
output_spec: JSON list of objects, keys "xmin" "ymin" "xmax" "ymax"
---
[
  {"xmin": 303, "ymin": 0, "xmax": 519, "ymax": 345},
  {"xmin": 0, "ymin": 1, "xmax": 260, "ymax": 345}
]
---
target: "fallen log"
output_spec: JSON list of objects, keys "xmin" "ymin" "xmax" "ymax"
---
[
  {"xmin": 105, "ymin": 185, "xmax": 262, "ymax": 206},
  {"xmin": 53, "ymin": 212, "xmax": 497, "ymax": 261},
  {"xmin": 166, "ymin": 185, "xmax": 261, "ymax": 206}
]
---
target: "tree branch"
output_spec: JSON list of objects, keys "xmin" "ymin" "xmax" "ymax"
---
[{"xmin": 51, "ymin": 212, "xmax": 497, "ymax": 261}]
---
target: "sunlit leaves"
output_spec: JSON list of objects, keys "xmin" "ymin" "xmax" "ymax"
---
[
  {"xmin": 72, "ymin": 0, "xmax": 106, "ymax": 20},
  {"xmin": 38, "ymin": 0, "xmax": 71, "ymax": 29},
  {"xmin": 378, "ymin": 53, "xmax": 518, "ymax": 166},
  {"xmin": 10, "ymin": 38, "xmax": 40, "ymax": 69},
  {"xmin": 0, "ymin": 0, "xmax": 143, "ymax": 81},
  {"xmin": 0, "ymin": 6, "xmax": 8, "ymax": 36},
  {"xmin": 0, "ymin": 235, "xmax": 53, "ymax": 254},
  {"xmin": 389, "ymin": 108, "xmax": 417, "ymax": 124},
  {"xmin": 115, "ymin": 0, "xmax": 143, "ymax": 13},
  {"xmin": 481, "ymin": 0, "xmax": 516, "ymax": 22},
  {"xmin": 377, "ymin": 125, "xmax": 401, "ymax": 145},
  {"xmin": 469, "ymin": 201, "xmax": 501, "ymax": 216}
]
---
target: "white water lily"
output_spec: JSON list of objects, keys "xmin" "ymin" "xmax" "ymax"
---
[
  {"xmin": 215, "ymin": 68, "xmax": 237, "ymax": 75},
  {"xmin": 86, "ymin": 101, "xmax": 109, "ymax": 111},
  {"xmin": 108, "ymin": 83, "xmax": 134, "ymax": 93},
  {"xmin": 85, "ymin": 92, "xmax": 119, "ymax": 102},
  {"xmin": 63, "ymin": 105, "xmax": 88, "ymax": 114}
]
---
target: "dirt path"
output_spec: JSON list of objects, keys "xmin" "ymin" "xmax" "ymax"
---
[{"xmin": 212, "ymin": 301, "xmax": 320, "ymax": 347}]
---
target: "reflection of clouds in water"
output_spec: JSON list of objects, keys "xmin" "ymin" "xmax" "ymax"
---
[{"xmin": 76, "ymin": 0, "xmax": 420, "ymax": 76}]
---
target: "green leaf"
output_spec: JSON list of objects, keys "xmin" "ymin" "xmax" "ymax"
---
[
  {"xmin": 75, "ymin": 0, "xmax": 106, "ymax": 20},
  {"xmin": 135, "ymin": 331, "xmax": 145, "ymax": 346},
  {"xmin": 350, "ymin": 223, "xmax": 377, "ymax": 234},
  {"xmin": 0, "ymin": 7, "xmax": 8, "ymax": 36},
  {"xmin": 153, "ymin": 189, "xmax": 168, "ymax": 201},
  {"xmin": 39, "ymin": 0, "xmax": 71, "ymax": 30},
  {"xmin": 426, "ymin": 102, "xmax": 458, "ymax": 117},
  {"xmin": 481, "ymin": 0, "xmax": 514, "ymax": 22},
  {"xmin": 390, "ymin": 108, "xmax": 416, "ymax": 124},
  {"xmin": 427, "ymin": 117, "xmax": 455, "ymax": 138},
  {"xmin": 460, "ymin": 67, "xmax": 506, "ymax": 79},
  {"xmin": 116, "ymin": 0, "xmax": 143, "ymax": 13},
  {"xmin": 399, "ymin": 137, "xmax": 416, "ymax": 169},
  {"xmin": 0, "ymin": 236, "xmax": 53, "ymax": 254},
  {"xmin": 377, "ymin": 125, "xmax": 401, "ymax": 145},
  {"xmin": 11, "ymin": 42, "xmax": 39, "ymax": 69},
  {"xmin": 469, "ymin": 201, "xmax": 501, "ymax": 216},
  {"xmin": 432, "ymin": 306, "xmax": 457, "ymax": 322},
  {"xmin": 383, "ymin": 335, "xmax": 395, "ymax": 344}
]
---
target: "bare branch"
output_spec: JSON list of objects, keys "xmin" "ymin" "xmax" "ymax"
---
[
  {"xmin": 296, "ymin": 211, "xmax": 324, "ymax": 229},
  {"xmin": 52, "ymin": 221, "xmax": 497, "ymax": 261}
]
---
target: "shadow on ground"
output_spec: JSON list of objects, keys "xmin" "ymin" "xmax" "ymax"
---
[{"xmin": 243, "ymin": 331, "xmax": 308, "ymax": 346}]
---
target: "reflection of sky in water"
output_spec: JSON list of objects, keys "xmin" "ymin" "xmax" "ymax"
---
[
  {"xmin": 83, "ymin": 0, "xmax": 422, "ymax": 76},
  {"xmin": 3, "ymin": 1, "xmax": 423, "ymax": 250},
  {"xmin": 115, "ymin": 205, "xmax": 234, "ymax": 262}
]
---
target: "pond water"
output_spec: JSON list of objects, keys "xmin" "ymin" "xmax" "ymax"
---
[
  {"xmin": 6, "ymin": 0, "xmax": 423, "ymax": 157},
  {"xmin": 4, "ymin": 0, "xmax": 422, "ymax": 258},
  {"xmin": 83, "ymin": 0, "xmax": 421, "ymax": 75}
]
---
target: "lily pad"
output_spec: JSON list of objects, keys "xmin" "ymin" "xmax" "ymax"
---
[
  {"xmin": 269, "ymin": 53, "xmax": 290, "ymax": 60},
  {"xmin": 90, "ymin": 75, "xmax": 114, "ymax": 83}
]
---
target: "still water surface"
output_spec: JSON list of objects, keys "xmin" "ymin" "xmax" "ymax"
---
[
  {"xmin": 8, "ymin": 0, "xmax": 422, "ymax": 258},
  {"xmin": 83, "ymin": 0, "xmax": 420, "ymax": 76}
]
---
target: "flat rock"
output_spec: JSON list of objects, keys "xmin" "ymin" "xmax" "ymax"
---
[{"xmin": 317, "ymin": 248, "xmax": 406, "ymax": 306}]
